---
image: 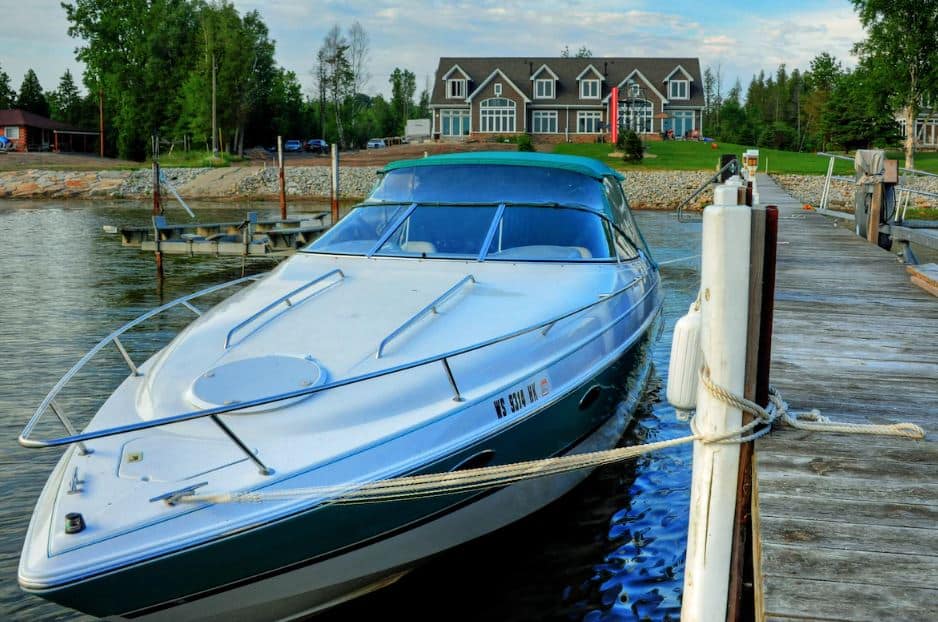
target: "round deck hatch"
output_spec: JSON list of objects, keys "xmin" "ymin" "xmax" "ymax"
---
[{"xmin": 187, "ymin": 355, "xmax": 325, "ymax": 414}]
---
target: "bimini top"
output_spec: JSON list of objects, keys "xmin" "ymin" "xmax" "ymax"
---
[{"xmin": 381, "ymin": 151, "xmax": 625, "ymax": 182}]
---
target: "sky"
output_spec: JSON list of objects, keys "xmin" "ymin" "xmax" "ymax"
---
[{"xmin": 0, "ymin": 0, "xmax": 865, "ymax": 100}]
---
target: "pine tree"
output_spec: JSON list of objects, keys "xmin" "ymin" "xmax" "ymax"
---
[
  {"xmin": 16, "ymin": 69, "xmax": 49, "ymax": 116},
  {"xmin": 50, "ymin": 69, "xmax": 82, "ymax": 125},
  {"xmin": 0, "ymin": 62, "xmax": 15, "ymax": 109}
]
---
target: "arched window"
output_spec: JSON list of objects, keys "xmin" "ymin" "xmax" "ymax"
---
[
  {"xmin": 480, "ymin": 97, "xmax": 516, "ymax": 133},
  {"xmin": 618, "ymin": 99, "xmax": 653, "ymax": 134}
]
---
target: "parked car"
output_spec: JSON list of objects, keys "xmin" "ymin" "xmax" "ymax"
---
[
  {"xmin": 366, "ymin": 138, "xmax": 386, "ymax": 149},
  {"xmin": 284, "ymin": 139, "xmax": 303, "ymax": 152},
  {"xmin": 305, "ymin": 139, "xmax": 329, "ymax": 154}
]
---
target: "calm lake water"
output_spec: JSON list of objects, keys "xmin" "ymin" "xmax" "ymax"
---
[{"xmin": 0, "ymin": 199, "xmax": 700, "ymax": 621}]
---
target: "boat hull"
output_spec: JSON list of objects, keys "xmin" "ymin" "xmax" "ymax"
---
[{"xmin": 33, "ymin": 320, "xmax": 658, "ymax": 621}]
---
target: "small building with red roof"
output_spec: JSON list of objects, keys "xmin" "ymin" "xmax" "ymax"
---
[{"xmin": 0, "ymin": 109, "xmax": 98, "ymax": 152}]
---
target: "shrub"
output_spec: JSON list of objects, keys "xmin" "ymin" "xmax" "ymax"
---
[
  {"xmin": 622, "ymin": 130, "xmax": 643, "ymax": 162},
  {"xmin": 517, "ymin": 134, "xmax": 534, "ymax": 152},
  {"xmin": 615, "ymin": 130, "xmax": 628, "ymax": 151}
]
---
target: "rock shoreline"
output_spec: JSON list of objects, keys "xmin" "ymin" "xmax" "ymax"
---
[
  {"xmin": 0, "ymin": 166, "xmax": 715, "ymax": 211},
  {"xmin": 772, "ymin": 173, "xmax": 938, "ymax": 211}
]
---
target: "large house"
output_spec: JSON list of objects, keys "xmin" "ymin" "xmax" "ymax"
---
[
  {"xmin": 429, "ymin": 57, "xmax": 705, "ymax": 142},
  {"xmin": 898, "ymin": 108, "xmax": 938, "ymax": 150}
]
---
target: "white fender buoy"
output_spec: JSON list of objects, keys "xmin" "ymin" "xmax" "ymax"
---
[{"xmin": 666, "ymin": 300, "xmax": 702, "ymax": 412}]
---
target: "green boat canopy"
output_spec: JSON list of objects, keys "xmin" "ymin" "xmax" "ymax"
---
[{"xmin": 381, "ymin": 151, "xmax": 625, "ymax": 182}]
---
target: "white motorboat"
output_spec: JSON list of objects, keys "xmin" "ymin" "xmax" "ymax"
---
[{"xmin": 18, "ymin": 152, "xmax": 662, "ymax": 620}]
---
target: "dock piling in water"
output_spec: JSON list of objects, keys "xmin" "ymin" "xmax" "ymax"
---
[
  {"xmin": 152, "ymin": 160, "xmax": 164, "ymax": 280},
  {"xmin": 681, "ymin": 185, "xmax": 752, "ymax": 621},
  {"xmin": 277, "ymin": 135, "xmax": 287, "ymax": 220},
  {"xmin": 330, "ymin": 146, "xmax": 340, "ymax": 224}
]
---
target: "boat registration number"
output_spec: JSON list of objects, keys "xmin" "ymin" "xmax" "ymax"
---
[{"xmin": 493, "ymin": 373, "xmax": 552, "ymax": 419}]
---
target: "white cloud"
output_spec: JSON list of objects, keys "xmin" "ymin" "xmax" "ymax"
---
[
  {"xmin": 0, "ymin": 0, "xmax": 84, "ymax": 92},
  {"xmin": 0, "ymin": 0, "xmax": 866, "ymax": 104}
]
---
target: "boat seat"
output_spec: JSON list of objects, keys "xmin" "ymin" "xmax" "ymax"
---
[{"xmin": 401, "ymin": 241, "xmax": 437, "ymax": 254}]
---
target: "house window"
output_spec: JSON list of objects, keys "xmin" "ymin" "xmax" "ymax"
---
[
  {"xmin": 580, "ymin": 79, "xmax": 600, "ymax": 99},
  {"xmin": 532, "ymin": 111, "xmax": 558, "ymax": 133},
  {"xmin": 669, "ymin": 80, "xmax": 688, "ymax": 99},
  {"xmin": 535, "ymin": 79, "xmax": 554, "ymax": 99},
  {"xmin": 480, "ymin": 97, "xmax": 516, "ymax": 133},
  {"xmin": 4, "ymin": 126, "xmax": 20, "ymax": 139},
  {"xmin": 619, "ymin": 100, "xmax": 653, "ymax": 134},
  {"xmin": 441, "ymin": 109, "xmax": 471, "ymax": 136},
  {"xmin": 577, "ymin": 111, "xmax": 602, "ymax": 133},
  {"xmin": 629, "ymin": 83, "xmax": 641, "ymax": 97},
  {"xmin": 447, "ymin": 79, "xmax": 467, "ymax": 98},
  {"xmin": 494, "ymin": 83, "xmax": 502, "ymax": 96}
]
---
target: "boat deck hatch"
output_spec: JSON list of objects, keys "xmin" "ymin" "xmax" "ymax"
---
[{"xmin": 187, "ymin": 355, "xmax": 325, "ymax": 414}]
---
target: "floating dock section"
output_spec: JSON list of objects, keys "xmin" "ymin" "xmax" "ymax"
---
[
  {"xmin": 119, "ymin": 212, "xmax": 330, "ymax": 257},
  {"xmin": 752, "ymin": 174, "xmax": 938, "ymax": 620}
]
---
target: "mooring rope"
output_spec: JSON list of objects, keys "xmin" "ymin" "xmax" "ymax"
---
[{"xmin": 173, "ymin": 367, "xmax": 923, "ymax": 506}]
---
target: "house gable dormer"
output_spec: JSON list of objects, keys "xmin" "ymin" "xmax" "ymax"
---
[
  {"xmin": 663, "ymin": 65, "xmax": 693, "ymax": 100},
  {"xmin": 576, "ymin": 64, "xmax": 604, "ymax": 100},
  {"xmin": 604, "ymin": 69, "xmax": 669, "ymax": 104},
  {"xmin": 467, "ymin": 69, "xmax": 531, "ymax": 103},
  {"xmin": 442, "ymin": 64, "xmax": 470, "ymax": 100},
  {"xmin": 531, "ymin": 63, "xmax": 559, "ymax": 99}
]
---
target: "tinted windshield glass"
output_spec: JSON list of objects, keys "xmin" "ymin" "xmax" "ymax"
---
[
  {"xmin": 304, "ymin": 204, "xmax": 407, "ymax": 254},
  {"xmin": 369, "ymin": 164, "xmax": 605, "ymax": 207},
  {"xmin": 306, "ymin": 204, "xmax": 614, "ymax": 261},
  {"xmin": 486, "ymin": 207, "xmax": 613, "ymax": 260}
]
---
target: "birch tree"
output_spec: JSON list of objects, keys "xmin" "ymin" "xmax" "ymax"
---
[{"xmin": 852, "ymin": 0, "xmax": 938, "ymax": 169}]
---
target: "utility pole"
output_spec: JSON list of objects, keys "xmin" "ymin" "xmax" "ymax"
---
[
  {"xmin": 211, "ymin": 53, "xmax": 218, "ymax": 157},
  {"xmin": 98, "ymin": 88, "xmax": 104, "ymax": 158}
]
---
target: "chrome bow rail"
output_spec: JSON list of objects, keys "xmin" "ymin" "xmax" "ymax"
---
[
  {"xmin": 18, "ymin": 269, "xmax": 658, "ymax": 469},
  {"xmin": 19, "ymin": 273, "xmax": 266, "ymax": 464}
]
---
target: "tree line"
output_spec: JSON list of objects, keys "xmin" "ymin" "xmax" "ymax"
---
[
  {"xmin": 5, "ymin": 0, "xmax": 428, "ymax": 160},
  {"xmin": 703, "ymin": 0, "xmax": 937, "ymax": 169}
]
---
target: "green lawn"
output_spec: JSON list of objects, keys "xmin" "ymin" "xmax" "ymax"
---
[
  {"xmin": 147, "ymin": 149, "xmax": 244, "ymax": 168},
  {"xmin": 551, "ymin": 140, "xmax": 938, "ymax": 176}
]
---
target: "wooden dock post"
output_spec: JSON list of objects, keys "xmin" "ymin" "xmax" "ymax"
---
[
  {"xmin": 152, "ymin": 160, "xmax": 164, "ymax": 280},
  {"xmin": 330, "ymin": 146, "xmax": 340, "ymax": 225},
  {"xmin": 277, "ymin": 136, "xmax": 287, "ymax": 220},
  {"xmin": 682, "ymin": 184, "xmax": 752, "ymax": 622}
]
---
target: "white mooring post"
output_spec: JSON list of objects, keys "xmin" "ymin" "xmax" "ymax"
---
[{"xmin": 682, "ymin": 184, "xmax": 751, "ymax": 622}]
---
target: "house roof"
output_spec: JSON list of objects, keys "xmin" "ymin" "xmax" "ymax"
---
[
  {"xmin": 466, "ymin": 69, "xmax": 531, "ymax": 103},
  {"xmin": 0, "ymin": 109, "xmax": 77, "ymax": 131},
  {"xmin": 381, "ymin": 151, "xmax": 624, "ymax": 182},
  {"xmin": 663, "ymin": 64, "xmax": 694, "ymax": 82},
  {"xmin": 530, "ymin": 64, "xmax": 559, "ymax": 81},
  {"xmin": 606, "ymin": 69, "xmax": 670, "ymax": 104},
  {"xmin": 431, "ymin": 57, "xmax": 704, "ymax": 107}
]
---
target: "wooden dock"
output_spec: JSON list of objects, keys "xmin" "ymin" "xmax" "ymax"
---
[
  {"xmin": 752, "ymin": 174, "xmax": 938, "ymax": 621},
  {"xmin": 119, "ymin": 212, "xmax": 330, "ymax": 256}
]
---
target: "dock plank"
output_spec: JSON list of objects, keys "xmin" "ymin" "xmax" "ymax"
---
[
  {"xmin": 751, "ymin": 174, "xmax": 938, "ymax": 622},
  {"xmin": 761, "ymin": 576, "xmax": 938, "ymax": 622}
]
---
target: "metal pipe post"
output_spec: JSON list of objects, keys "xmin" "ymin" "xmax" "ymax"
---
[
  {"xmin": 277, "ymin": 136, "xmax": 286, "ymax": 220},
  {"xmin": 152, "ymin": 160, "xmax": 164, "ymax": 280},
  {"xmin": 330, "ymin": 146, "xmax": 340, "ymax": 225}
]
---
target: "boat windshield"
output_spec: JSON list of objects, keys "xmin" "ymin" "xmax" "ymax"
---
[{"xmin": 305, "ymin": 204, "xmax": 621, "ymax": 261}]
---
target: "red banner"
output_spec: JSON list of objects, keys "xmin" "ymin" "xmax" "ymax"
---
[{"xmin": 610, "ymin": 86, "xmax": 619, "ymax": 145}]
